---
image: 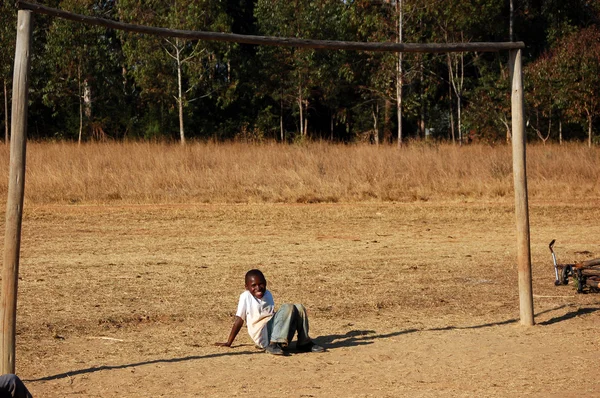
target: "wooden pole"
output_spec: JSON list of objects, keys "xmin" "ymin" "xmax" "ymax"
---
[
  {"xmin": 1, "ymin": 9, "xmax": 33, "ymax": 374},
  {"xmin": 509, "ymin": 49, "xmax": 534, "ymax": 326}
]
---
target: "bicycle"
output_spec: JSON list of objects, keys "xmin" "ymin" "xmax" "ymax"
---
[{"xmin": 549, "ymin": 239, "xmax": 600, "ymax": 293}]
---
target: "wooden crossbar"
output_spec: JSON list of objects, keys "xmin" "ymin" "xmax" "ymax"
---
[{"xmin": 16, "ymin": 1, "xmax": 525, "ymax": 53}]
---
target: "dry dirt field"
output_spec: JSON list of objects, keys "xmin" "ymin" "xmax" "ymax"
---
[{"xmin": 6, "ymin": 200, "xmax": 600, "ymax": 397}]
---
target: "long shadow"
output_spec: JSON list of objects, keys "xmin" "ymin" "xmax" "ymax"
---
[
  {"xmin": 427, "ymin": 304, "xmax": 574, "ymax": 332},
  {"xmin": 314, "ymin": 304, "xmax": 579, "ymax": 348},
  {"xmin": 538, "ymin": 307, "xmax": 599, "ymax": 325},
  {"xmin": 315, "ymin": 319, "xmax": 520, "ymax": 349},
  {"xmin": 314, "ymin": 328, "xmax": 419, "ymax": 349},
  {"xmin": 28, "ymin": 304, "xmax": 593, "ymax": 382},
  {"xmin": 427, "ymin": 318, "xmax": 518, "ymax": 332},
  {"xmin": 26, "ymin": 349, "xmax": 257, "ymax": 382},
  {"xmin": 315, "ymin": 317, "xmax": 521, "ymax": 349},
  {"xmin": 430, "ymin": 303, "xmax": 599, "ymax": 331}
]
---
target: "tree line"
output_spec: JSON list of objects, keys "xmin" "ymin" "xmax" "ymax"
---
[{"xmin": 1, "ymin": 0, "xmax": 600, "ymax": 145}]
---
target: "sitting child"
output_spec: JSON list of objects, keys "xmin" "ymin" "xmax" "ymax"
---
[{"xmin": 215, "ymin": 269, "xmax": 324, "ymax": 355}]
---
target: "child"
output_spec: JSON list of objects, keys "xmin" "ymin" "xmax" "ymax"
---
[{"xmin": 215, "ymin": 269, "xmax": 324, "ymax": 355}]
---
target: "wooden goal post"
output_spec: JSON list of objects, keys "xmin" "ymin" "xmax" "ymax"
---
[{"xmin": 1, "ymin": 1, "xmax": 534, "ymax": 374}]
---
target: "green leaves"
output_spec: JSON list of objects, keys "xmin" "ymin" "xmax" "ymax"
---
[
  {"xmin": 525, "ymin": 26, "xmax": 600, "ymax": 144},
  {"xmin": 118, "ymin": 0, "xmax": 232, "ymax": 141},
  {"xmin": 1, "ymin": 0, "xmax": 599, "ymax": 143}
]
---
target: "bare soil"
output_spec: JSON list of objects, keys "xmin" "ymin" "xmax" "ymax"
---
[{"xmin": 6, "ymin": 200, "xmax": 600, "ymax": 397}]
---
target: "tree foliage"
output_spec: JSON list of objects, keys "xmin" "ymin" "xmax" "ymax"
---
[
  {"xmin": 0, "ymin": 2, "xmax": 17, "ymax": 141},
  {"xmin": 1, "ymin": 0, "xmax": 600, "ymax": 144}
]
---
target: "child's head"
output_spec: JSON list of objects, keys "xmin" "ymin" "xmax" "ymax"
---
[{"xmin": 245, "ymin": 269, "xmax": 267, "ymax": 299}]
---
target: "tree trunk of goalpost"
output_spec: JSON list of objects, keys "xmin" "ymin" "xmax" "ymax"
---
[
  {"xmin": 509, "ymin": 48, "xmax": 534, "ymax": 326},
  {"xmin": 2, "ymin": 9, "xmax": 32, "ymax": 374}
]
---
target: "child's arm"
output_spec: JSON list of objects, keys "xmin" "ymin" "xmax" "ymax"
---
[{"xmin": 215, "ymin": 315, "xmax": 244, "ymax": 347}]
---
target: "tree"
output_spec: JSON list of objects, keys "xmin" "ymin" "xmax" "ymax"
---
[
  {"xmin": 464, "ymin": 54, "xmax": 513, "ymax": 144},
  {"xmin": 0, "ymin": 2, "xmax": 17, "ymax": 143},
  {"xmin": 255, "ymin": 0, "xmax": 311, "ymax": 139},
  {"xmin": 525, "ymin": 52, "xmax": 558, "ymax": 144},
  {"xmin": 554, "ymin": 27, "xmax": 600, "ymax": 147},
  {"xmin": 43, "ymin": 0, "xmax": 122, "ymax": 143},
  {"xmin": 346, "ymin": 1, "xmax": 396, "ymax": 143},
  {"xmin": 427, "ymin": 0, "xmax": 504, "ymax": 144},
  {"xmin": 396, "ymin": 0, "xmax": 404, "ymax": 146},
  {"xmin": 118, "ymin": 0, "xmax": 230, "ymax": 143},
  {"xmin": 347, "ymin": 0, "xmax": 423, "ymax": 144},
  {"xmin": 2, "ymin": 0, "xmax": 600, "ymax": 145},
  {"xmin": 255, "ymin": 0, "xmax": 352, "ymax": 141}
]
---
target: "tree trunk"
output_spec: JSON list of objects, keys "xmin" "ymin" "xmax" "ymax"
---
[
  {"xmin": 448, "ymin": 69, "xmax": 455, "ymax": 144},
  {"xmin": 559, "ymin": 119, "xmax": 562, "ymax": 145},
  {"xmin": 458, "ymin": 51, "xmax": 464, "ymax": 145},
  {"xmin": 3, "ymin": 79, "xmax": 8, "ymax": 144},
  {"xmin": 588, "ymin": 112, "xmax": 593, "ymax": 148},
  {"xmin": 396, "ymin": 0, "xmax": 403, "ymax": 147},
  {"xmin": 177, "ymin": 67, "xmax": 185, "ymax": 145},
  {"xmin": 163, "ymin": 37, "xmax": 206, "ymax": 144},
  {"xmin": 500, "ymin": 115, "xmax": 511, "ymax": 143},
  {"xmin": 384, "ymin": 99, "xmax": 391, "ymax": 143},
  {"xmin": 419, "ymin": 55, "xmax": 425, "ymax": 139},
  {"xmin": 304, "ymin": 116, "xmax": 308, "ymax": 137},
  {"xmin": 448, "ymin": 53, "xmax": 464, "ymax": 145},
  {"xmin": 176, "ymin": 43, "xmax": 185, "ymax": 145},
  {"xmin": 372, "ymin": 103, "xmax": 379, "ymax": 145},
  {"xmin": 509, "ymin": 0, "xmax": 514, "ymax": 42},
  {"xmin": 546, "ymin": 111, "xmax": 551, "ymax": 145},
  {"xmin": 83, "ymin": 79, "xmax": 92, "ymax": 119},
  {"xmin": 280, "ymin": 94, "xmax": 284, "ymax": 142},
  {"xmin": 122, "ymin": 66, "xmax": 127, "ymax": 92},
  {"xmin": 298, "ymin": 85, "xmax": 303, "ymax": 136},
  {"xmin": 330, "ymin": 113, "xmax": 334, "ymax": 142},
  {"xmin": 532, "ymin": 110, "xmax": 550, "ymax": 144},
  {"xmin": 457, "ymin": 93, "xmax": 462, "ymax": 145},
  {"xmin": 78, "ymin": 63, "xmax": 83, "ymax": 145},
  {"xmin": 447, "ymin": 34, "xmax": 465, "ymax": 145}
]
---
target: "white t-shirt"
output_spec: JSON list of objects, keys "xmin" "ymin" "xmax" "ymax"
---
[{"xmin": 235, "ymin": 289, "xmax": 275, "ymax": 348}]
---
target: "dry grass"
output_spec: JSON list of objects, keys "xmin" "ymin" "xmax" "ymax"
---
[
  {"xmin": 2, "ymin": 141, "xmax": 599, "ymax": 397},
  {"xmin": 0, "ymin": 141, "xmax": 597, "ymax": 205}
]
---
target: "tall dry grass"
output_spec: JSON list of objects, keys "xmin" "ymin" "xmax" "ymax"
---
[{"xmin": 0, "ymin": 141, "xmax": 597, "ymax": 205}]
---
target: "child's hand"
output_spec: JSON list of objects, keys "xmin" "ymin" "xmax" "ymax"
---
[{"xmin": 216, "ymin": 316, "xmax": 243, "ymax": 348}]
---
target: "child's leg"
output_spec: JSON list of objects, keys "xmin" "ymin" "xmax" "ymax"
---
[
  {"xmin": 292, "ymin": 304, "xmax": 311, "ymax": 345},
  {"xmin": 292, "ymin": 304, "xmax": 324, "ymax": 352},
  {"xmin": 270, "ymin": 303, "xmax": 311, "ymax": 346},
  {"xmin": 269, "ymin": 303, "xmax": 297, "ymax": 346}
]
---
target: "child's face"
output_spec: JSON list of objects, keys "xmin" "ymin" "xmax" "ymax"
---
[{"xmin": 245, "ymin": 274, "xmax": 267, "ymax": 299}]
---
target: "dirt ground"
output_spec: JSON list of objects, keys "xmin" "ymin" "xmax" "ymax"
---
[{"xmin": 4, "ymin": 200, "xmax": 600, "ymax": 397}]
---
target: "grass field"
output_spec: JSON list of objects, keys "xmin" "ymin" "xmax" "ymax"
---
[
  {"xmin": 0, "ymin": 141, "xmax": 598, "ymax": 205},
  {"xmin": 1, "ymin": 142, "xmax": 599, "ymax": 397}
]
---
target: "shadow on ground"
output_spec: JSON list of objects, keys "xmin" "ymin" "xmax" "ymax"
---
[
  {"xmin": 27, "ymin": 350, "xmax": 257, "ymax": 382},
  {"xmin": 538, "ymin": 306, "xmax": 599, "ymax": 325},
  {"xmin": 28, "ymin": 304, "xmax": 597, "ymax": 382},
  {"xmin": 315, "ymin": 303, "xmax": 599, "ymax": 349}
]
